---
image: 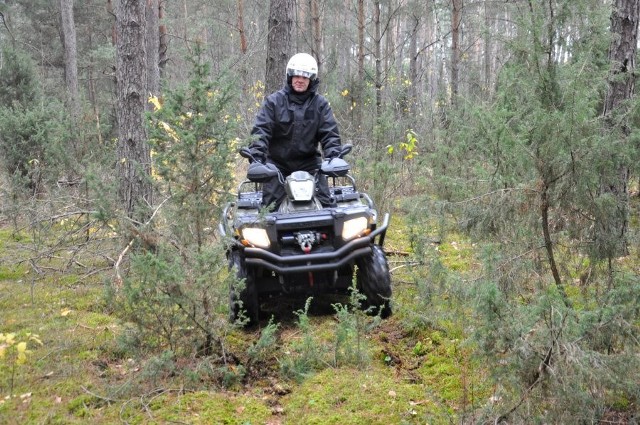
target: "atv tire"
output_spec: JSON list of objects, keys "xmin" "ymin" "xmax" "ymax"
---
[
  {"xmin": 228, "ymin": 250, "xmax": 259, "ymax": 326},
  {"xmin": 356, "ymin": 245, "xmax": 392, "ymax": 318}
]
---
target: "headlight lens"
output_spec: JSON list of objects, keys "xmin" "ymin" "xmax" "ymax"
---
[
  {"xmin": 288, "ymin": 179, "xmax": 315, "ymax": 201},
  {"xmin": 285, "ymin": 171, "xmax": 316, "ymax": 201},
  {"xmin": 241, "ymin": 227, "xmax": 270, "ymax": 248},
  {"xmin": 342, "ymin": 216, "xmax": 368, "ymax": 240}
]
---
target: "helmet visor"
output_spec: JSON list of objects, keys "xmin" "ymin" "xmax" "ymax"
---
[{"xmin": 287, "ymin": 69, "xmax": 315, "ymax": 79}]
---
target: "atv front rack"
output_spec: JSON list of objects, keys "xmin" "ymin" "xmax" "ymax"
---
[
  {"xmin": 243, "ymin": 212, "xmax": 388, "ymax": 274},
  {"xmin": 221, "ymin": 212, "xmax": 389, "ymax": 275}
]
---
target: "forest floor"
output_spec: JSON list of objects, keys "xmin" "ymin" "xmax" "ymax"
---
[{"xmin": 0, "ymin": 211, "xmax": 492, "ymax": 425}]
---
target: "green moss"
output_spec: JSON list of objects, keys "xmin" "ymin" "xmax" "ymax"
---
[
  {"xmin": 0, "ymin": 264, "xmax": 28, "ymax": 280},
  {"xmin": 67, "ymin": 394, "xmax": 99, "ymax": 417},
  {"xmin": 437, "ymin": 238, "xmax": 476, "ymax": 273},
  {"xmin": 283, "ymin": 368, "xmax": 449, "ymax": 424},
  {"xmin": 0, "ymin": 228, "xmax": 31, "ymax": 244},
  {"xmin": 146, "ymin": 391, "xmax": 273, "ymax": 424},
  {"xmin": 80, "ymin": 311, "xmax": 116, "ymax": 328}
]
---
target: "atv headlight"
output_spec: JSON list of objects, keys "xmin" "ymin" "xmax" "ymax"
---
[
  {"xmin": 285, "ymin": 171, "xmax": 315, "ymax": 201},
  {"xmin": 241, "ymin": 227, "xmax": 270, "ymax": 248},
  {"xmin": 342, "ymin": 216, "xmax": 368, "ymax": 241},
  {"xmin": 289, "ymin": 179, "xmax": 315, "ymax": 201}
]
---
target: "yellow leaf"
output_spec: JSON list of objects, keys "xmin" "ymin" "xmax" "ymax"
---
[
  {"xmin": 61, "ymin": 309, "xmax": 72, "ymax": 317},
  {"xmin": 4, "ymin": 333, "xmax": 16, "ymax": 344},
  {"xmin": 159, "ymin": 121, "xmax": 179, "ymax": 142},
  {"xmin": 29, "ymin": 335, "xmax": 43, "ymax": 346},
  {"xmin": 148, "ymin": 95, "xmax": 162, "ymax": 111},
  {"xmin": 16, "ymin": 342, "xmax": 28, "ymax": 364}
]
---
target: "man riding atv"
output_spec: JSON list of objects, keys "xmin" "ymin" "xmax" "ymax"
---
[
  {"xmin": 219, "ymin": 54, "xmax": 392, "ymax": 327},
  {"xmin": 248, "ymin": 53, "xmax": 341, "ymax": 209}
]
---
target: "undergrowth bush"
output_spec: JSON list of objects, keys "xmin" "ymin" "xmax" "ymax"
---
[
  {"xmin": 280, "ymin": 290, "xmax": 382, "ymax": 383},
  {"xmin": 470, "ymin": 273, "xmax": 640, "ymax": 423},
  {"xmin": 113, "ymin": 44, "xmax": 237, "ymax": 362}
]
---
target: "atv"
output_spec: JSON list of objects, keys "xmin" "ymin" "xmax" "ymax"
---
[{"xmin": 219, "ymin": 144, "xmax": 392, "ymax": 326}]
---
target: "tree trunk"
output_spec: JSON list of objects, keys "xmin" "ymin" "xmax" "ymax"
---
[
  {"xmin": 59, "ymin": 0, "xmax": 80, "ymax": 122},
  {"xmin": 353, "ymin": 0, "xmax": 364, "ymax": 130},
  {"xmin": 408, "ymin": 14, "xmax": 419, "ymax": 111},
  {"xmin": 237, "ymin": 0, "xmax": 248, "ymax": 54},
  {"xmin": 483, "ymin": 1, "xmax": 492, "ymax": 94},
  {"xmin": 264, "ymin": 0, "xmax": 293, "ymax": 96},
  {"xmin": 116, "ymin": 0, "xmax": 153, "ymax": 221},
  {"xmin": 146, "ymin": 0, "xmax": 160, "ymax": 102},
  {"xmin": 599, "ymin": 0, "xmax": 640, "ymax": 258},
  {"xmin": 310, "ymin": 0, "xmax": 322, "ymax": 77},
  {"xmin": 107, "ymin": 0, "xmax": 117, "ymax": 45},
  {"xmin": 159, "ymin": 0, "xmax": 168, "ymax": 75},
  {"xmin": 451, "ymin": 0, "xmax": 462, "ymax": 104},
  {"xmin": 373, "ymin": 0, "xmax": 382, "ymax": 118}
]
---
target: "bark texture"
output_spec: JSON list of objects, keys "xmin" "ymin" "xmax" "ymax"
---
[
  {"xmin": 116, "ymin": 0, "xmax": 153, "ymax": 220},
  {"xmin": 264, "ymin": 0, "xmax": 293, "ymax": 95},
  {"xmin": 59, "ymin": 0, "xmax": 80, "ymax": 121}
]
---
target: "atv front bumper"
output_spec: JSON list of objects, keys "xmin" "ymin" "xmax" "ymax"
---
[{"xmin": 223, "ymin": 213, "xmax": 389, "ymax": 275}]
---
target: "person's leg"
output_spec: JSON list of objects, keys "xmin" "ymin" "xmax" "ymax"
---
[
  {"xmin": 261, "ymin": 161, "xmax": 289, "ymax": 211},
  {"xmin": 315, "ymin": 173, "xmax": 336, "ymax": 207},
  {"xmin": 260, "ymin": 174, "xmax": 285, "ymax": 211}
]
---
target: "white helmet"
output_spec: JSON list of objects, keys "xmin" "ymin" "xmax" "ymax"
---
[{"xmin": 286, "ymin": 53, "xmax": 318, "ymax": 80}]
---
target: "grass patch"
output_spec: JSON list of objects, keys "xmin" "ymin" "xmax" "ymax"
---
[
  {"xmin": 282, "ymin": 367, "xmax": 450, "ymax": 424},
  {"xmin": 130, "ymin": 391, "xmax": 274, "ymax": 424},
  {"xmin": 6, "ymin": 199, "xmax": 630, "ymax": 424},
  {"xmin": 0, "ymin": 264, "xmax": 27, "ymax": 281}
]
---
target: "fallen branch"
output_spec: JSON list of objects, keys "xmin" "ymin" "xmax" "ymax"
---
[
  {"xmin": 389, "ymin": 262, "xmax": 421, "ymax": 273},
  {"xmin": 81, "ymin": 385, "xmax": 120, "ymax": 404},
  {"xmin": 114, "ymin": 196, "xmax": 171, "ymax": 287},
  {"xmin": 385, "ymin": 249, "xmax": 412, "ymax": 257}
]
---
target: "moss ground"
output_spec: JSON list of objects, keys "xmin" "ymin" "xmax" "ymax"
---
[{"xmin": 0, "ymin": 214, "xmax": 487, "ymax": 425}]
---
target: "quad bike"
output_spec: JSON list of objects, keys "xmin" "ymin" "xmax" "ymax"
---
[{"xmin": 219, "ymin": 144, "xmax": 392, "ymax": 326}]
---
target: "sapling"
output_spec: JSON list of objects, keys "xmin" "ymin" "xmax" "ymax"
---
[{"xmin": 0, "ymin": 332, "xmax": 42, "ymax": 396}]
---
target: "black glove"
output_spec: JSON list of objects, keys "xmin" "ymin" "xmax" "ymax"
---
[
  {"xmin": 324, "ymin": 149, "xmax": 340, "ymax": 162},
  {"xmin": 249, "ymin": 149, "xmax": 266, "ymax": 164}
]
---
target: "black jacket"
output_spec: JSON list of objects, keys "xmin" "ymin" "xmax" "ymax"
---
[{"xmin": 249, "ymin": 80, "xmax": 342, "ymax": 167}]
